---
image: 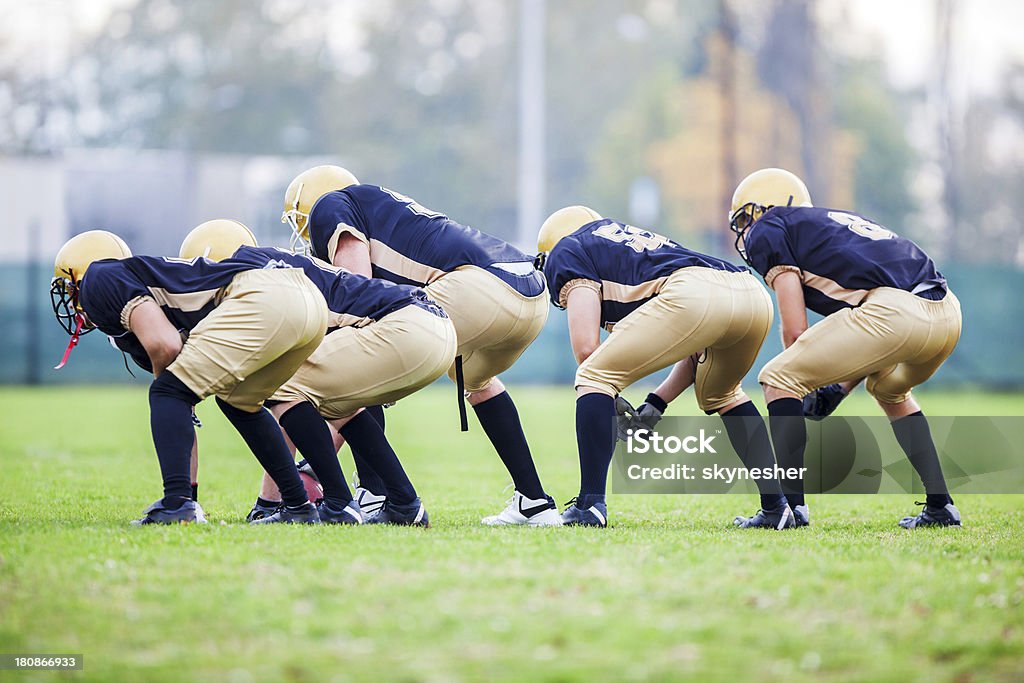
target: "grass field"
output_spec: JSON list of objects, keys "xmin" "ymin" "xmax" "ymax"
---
[{"xmin": 1, "ymin": 385, "xmax": 1023, "ymax": 682}]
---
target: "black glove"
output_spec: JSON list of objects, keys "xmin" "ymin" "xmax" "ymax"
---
[
  {"xmin": 615, "ymin": 393, "xmax": 667, "ymax": 442},
  {"xmin": 803, "ymin": 384, "xmax": 848, "ymax": 421}
]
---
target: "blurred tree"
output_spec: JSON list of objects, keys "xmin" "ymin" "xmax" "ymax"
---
[
  {"xmin": 954, "ymin": 61, "xmax": 1024, "ymax": 265},
  {"xmin": 65, "ymin": 0, "xmax": 336, "ymax": 154}
]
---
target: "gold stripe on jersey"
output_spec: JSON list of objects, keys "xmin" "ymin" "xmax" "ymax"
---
[
  {"xmin": 147, "ymin": 286, "xmax": 222, "ymax": 313},
  {"xmin": 601, "ymin": 277, "xmax": 670, "ymax": 304},
  {"xmin": 801, "ymin": 271, "xmax": 869, "ymax": 306},
  {"xmin": 368, "ymin": 239, "xmax": 447, "ymax": 285}
]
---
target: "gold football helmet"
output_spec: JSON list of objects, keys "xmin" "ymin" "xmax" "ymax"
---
[
  {"xmin": 729, "ymin": 168, "xmax": 812, "ymax": 262},
  {"xmin": 282, "ymin": 165, "xmax": 359, "ymax": 249},
  {"xmin": 535, "ymin": 206, "xmax": 603, "ymax": 269},
  {"xmin": 179, "ymin": 219, "xmax": 258, "ymax": 262},
  {"xmin": 51, "ymin": 230, "xmax": 132, "ymax": 356}
]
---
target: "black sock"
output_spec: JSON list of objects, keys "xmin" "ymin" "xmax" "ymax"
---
[
  {"xmin": 339, "ymin": 410, "xmax": 416, "ymax": 505},
  {"xmin": 721, "ymin": 401, "xmax": 786, "ymax": 510},
  {"xmin": 891, "ymin": 411, "xmax": 952, "ymax": 507},
  {"xmin": 257, "ymin": 496, "xmax": 281, "ymax": 507},
  {"xmin": 279, "ymin": 402, "xmax": 353, "ymax": 508},
  {"xmin": 577, "ymin": 393, "xmax": 616, "ymax": 497},
  {"xmin": 191, "ymin": 483, "xmax": 198, "ymax": 502},
  {"xmin": 351, "ymin": 405, "xmax": 387, "ymax": 496},
  {"xmin": 473, "ymin": 391, "xmax": 545, "ymax": 499},
  {"xmin": 216, "ymin": 398, "xmax": 308, "ymax": 508},
  {"xmin": 149, "ymin": 371, "xmax": 200, "ymax": 506},
  {"xmin": 768, "ymin": 397, "xmax": 806, "ymax": 508}
]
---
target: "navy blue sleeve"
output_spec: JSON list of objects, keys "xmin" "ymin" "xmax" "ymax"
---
[
  {"xmin": 308, "ymin": 191, "xmax": 365, "ymax": 262},
  {"xmin": 79, "ymin": 260, "xmax": 150, "ymax": 336},
  {"xmin": 744, "ymin": 211, "xmax": 800, "ymax": 283},
  {"xmin": 544, "ymin": 238, "xmax": 602, "ymax": 309}
]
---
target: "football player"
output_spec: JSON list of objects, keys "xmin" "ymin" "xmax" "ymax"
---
[
  {"xmin": 281, "ymin": 165, "xmax": 561, "ymax": 526},
  {"xmin": 536, "ymin": 206, "xmax": 795, "ymax": 528},
  {"xmin": 51, "ymin": 230, "xmax": 328, "ymax": 525},
  {"xmin": 179, "ymin": 220, "xmax": 457, "ymax": 526},
  {"xmin": 729, "ymin": 168, "xmax": 963, "ymax": 528}
]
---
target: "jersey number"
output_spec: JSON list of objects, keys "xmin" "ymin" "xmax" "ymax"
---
[
  {"xmin": 593, "ymin": 223, "xmax": 675, "ymax": 253},
  {"xmin": 380, "ymin": 187, "xmax": 445, "ymax": 219},
  {"xmin": 828, "ymin": 211, "xmax": 895, "ymax": 241}
]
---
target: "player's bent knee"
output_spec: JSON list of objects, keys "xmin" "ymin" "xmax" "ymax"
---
[
  {"xmin": 697, "ymin": 389, "xmax": 749, "ymax": 415},
  {"xmin": 150, "ymin": 370, "xmax": 201, "ymax": 406},
  {"xmin": 758, "ymin": 362, "xmax": 813, "ymax": 399}
]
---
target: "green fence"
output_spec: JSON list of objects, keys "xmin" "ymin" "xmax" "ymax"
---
[{"xmin": 3, "ymin": 264, "xmax": 1021, "ymax": 387}]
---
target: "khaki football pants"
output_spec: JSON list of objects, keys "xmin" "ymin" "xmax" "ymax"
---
[
  {"xmin": 272, "ymin": 304, "xmax": 458, "ymax": 419},
  {"xmin": 425, "ymin": 266, "xmax": 549, "ymax": 393},
  {"xmin": 168, "ymin": 268, "xmax": 329, "ymax": 412},
  {"xmin": 576, "ymin": 267, "xmax": 774, "ymax": 413},
  {"xmin": 759, "ymin": 287, "xmax": 962, "ymax": 403}
]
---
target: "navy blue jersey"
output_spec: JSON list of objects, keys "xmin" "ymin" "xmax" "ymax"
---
[
  {"xmin": 79, "ymin": 246, "xmax": 428, "ymax": 341},
  {"xmin": 80, "ymin": 255, "xmax": 261, "ymax": 338},
  {"xmin": 307, "ymin": 184, "xmax": 546, "ymax": 297},
  {"xmin": 744, "ymin": 206, "xmax": 946, "ymax": 316},
  {"xmin": 226, "ymin": 246, "xmax": 431, "ymax": 328},
  {"xmin": 544, "ymin": 219, "xmax": 745, "ymax": 327}
]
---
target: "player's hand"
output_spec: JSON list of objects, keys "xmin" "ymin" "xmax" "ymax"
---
[
  {"xmin": 615, "ymin": 394, "xmax": 667, "ymax": 442},
  {"xmin": 803, "ymin": 384, "xmax": 848, "ymax": 421},
  {"xmin": 615, "ymin": 396, "xmax": 638, "ymax": 442},
  {"xmin": 632, "ymin": 395, "xmax": 665, "ymax": 431}
]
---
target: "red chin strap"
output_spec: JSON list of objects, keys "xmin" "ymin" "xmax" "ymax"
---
[{"xmin": 54, "ymin": 314, "xmax": 85, "ymax": 370}]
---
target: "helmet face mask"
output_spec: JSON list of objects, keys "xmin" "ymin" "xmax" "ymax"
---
[
  {"xmin": 728, "ymin": 202, "xmax": 763, "ymax": 265},
  {"xmin": 281, "ymin": 180, "xmax": 308, "ymax": 251},
  {"xmin": 49, "ymin": 273, "xmax": 92, "ymax": 336}
]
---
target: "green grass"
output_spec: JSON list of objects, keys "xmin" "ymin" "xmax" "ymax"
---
[{"xmin": 1, "ymin": 386, "xmax": 1023, "ymax": 682}]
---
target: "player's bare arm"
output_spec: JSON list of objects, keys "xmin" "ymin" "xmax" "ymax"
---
[
  {"xmin": 127, "ymin": 300, "xmax": 184, "ymax": 377},
  {"xmin": 566, "ymin": 285, "xmax": 602, "ymax": 366},
  {"xmin": 651, "ymin": 355, "xmax": 699, "ymax": 403},
  {"xmin": 332, "ymin": 231, "xmax": 372, "ymax": 277},
  {"xmin": 771, "ymin": 270, "xmax": 808, "ymax": 348}
]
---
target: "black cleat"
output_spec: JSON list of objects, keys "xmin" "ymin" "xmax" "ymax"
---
[
  {"xmin": 734, "ymin": 503, "xmax": 796, "ymax": 530},
  {"xmin": 246, "ymin": 499, "xmax": 281, "ymax": 523},
  {"xmin": 560, "ymin": 495, "xmax": 608, "ymax": 527},
  {"xmin": 249, "ymin": 502, "xmax": 320, "ymax": 525},
  {"xmin": 132, "ymin": 499, "xmax": 207, "ymax": 526},
  {"xmin": 898, "ymin": 502, "xmax": 961, "ymax": 529},
  {"xmin": 317, "ymin": 499, "xmax": 363, "ymax": 525},
  {"xmin": 365, "ymin": 497, "xmax": 429, "ymax": 527}
]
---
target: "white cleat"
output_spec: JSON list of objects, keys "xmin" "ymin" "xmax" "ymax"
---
[
  {"xmin": 354, "ymin": 487, "xmax": 387, "ymax": 520},
  {"xmin": 482, "ymin": 491, "xmax": 563, "ymax": 527}
]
